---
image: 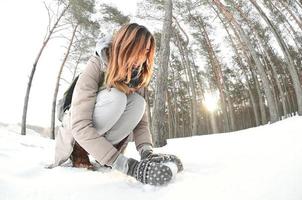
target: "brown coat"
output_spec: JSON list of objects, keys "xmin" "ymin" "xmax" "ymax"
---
[{"xmin": 48, "ymin": 55, "xmax": 153, "ymax": 168}]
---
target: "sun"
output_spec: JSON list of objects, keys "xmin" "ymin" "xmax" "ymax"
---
[{"xmin": 203, "ymin": 91, "xmax": 219, "ymax": 112}]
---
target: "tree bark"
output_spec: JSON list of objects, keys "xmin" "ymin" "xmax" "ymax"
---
[
  {"xmin": 166, "ymin": 90, "xmax": 173, "ymax": 139},
  {"xmin": 276, "ymin": 0, "xmax": 302, "ymax": 31},
  {"xmin": 151, "ymin": 0, "xmax": 173, "ymax": 147}
]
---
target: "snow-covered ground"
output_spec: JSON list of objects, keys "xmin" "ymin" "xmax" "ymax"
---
[{"xmin": 0, "ymin": 117, "xmax": 301, "ymax": 200}]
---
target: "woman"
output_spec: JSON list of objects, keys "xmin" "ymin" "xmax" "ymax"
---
[{"xmin": 49, "ymin": 23, "xmax": 183, "ymax": 186}]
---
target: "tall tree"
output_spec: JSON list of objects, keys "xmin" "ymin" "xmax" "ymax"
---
[
  {"xmin": 151, "ymin": 0, "xmax": 173, "ymax": 147},
  {"xmin": 250, "ymin": 0, "xmax": 302, "ymax": 115},
  {"xmin": 212, "ymin": 0, "xmax": 279, "ymax": 123},
  {"xmin": 21, "ymin": 2, "xmax": 69, "ymax": 135},
  {"xmin": 172, "ymin": 23, "xmax": 198, "ymax": 135},
  {"xmin": 50, "ymin": 0, "xmax": 99, "ymax": 138},
  {"xmin": 209, "ymin": 1, "xmax": 266, "ymax": 125}
]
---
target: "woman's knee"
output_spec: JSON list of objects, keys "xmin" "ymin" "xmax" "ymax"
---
[
  {"xmin": 96, "ymin": 87, "xmax": 127, "ymax": 107},
  {"xmin": 129, "ymin": 92, "xmax": 146, "ymax": 112},
  {"xmin": 104, "ymin": 93, "xmax": 146, "ymax": 144},
  {"xmin": 93, "ymin": 88, "xmax": 127, "ymax": 132}
]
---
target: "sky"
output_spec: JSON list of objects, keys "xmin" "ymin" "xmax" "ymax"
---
[
  {"xmin": 0, "ymin": 0, "xmax": 139, "ymax": 127},
  {"xmin": 1, "ymin": 115, "xmax": 301, "ymax": 199}
]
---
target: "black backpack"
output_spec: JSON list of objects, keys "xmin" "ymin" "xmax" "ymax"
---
[
  {"xmin": 56, "ymin": 74, "xmax": 81, "ymax": 122},
  {"xmin": 56, "ymin": 70, "xmax": 106, "ymax": 122}
]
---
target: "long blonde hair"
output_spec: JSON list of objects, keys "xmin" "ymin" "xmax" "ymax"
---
[{"xmin": 105, "ymin": 23, "xmax": 156, "ymax": 94}]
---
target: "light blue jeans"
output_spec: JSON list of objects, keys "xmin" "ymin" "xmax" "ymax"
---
[{"xmin": 92, "ymin": 87, "xmax": 146, "ymax": 145}]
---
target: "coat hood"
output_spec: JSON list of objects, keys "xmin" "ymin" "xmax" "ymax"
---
[{"xmin": 95, "ymin": 34, "xmax": 112, "ymax": 66}]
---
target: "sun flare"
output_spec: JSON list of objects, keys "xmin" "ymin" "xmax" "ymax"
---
[{"xmin": 203, "ymin": 91, "xmax": 219, "ymax": 112}]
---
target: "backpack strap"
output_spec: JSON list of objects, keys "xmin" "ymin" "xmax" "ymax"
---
[{"xmin": 56, "ymin": 74, "xmax": 81, "ymax": 122}]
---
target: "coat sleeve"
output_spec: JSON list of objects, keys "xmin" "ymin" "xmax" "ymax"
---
[
  {"xmin": 133, "ymin": 87, "xmax": 154, "ymax": 151},
  {"xmin": 70, "ymin": 58, "xmax": 120, "ymax": 166}
]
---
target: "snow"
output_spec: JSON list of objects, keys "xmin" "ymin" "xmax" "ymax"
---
[{"xmin": 1, "ymin": 116, "xmax": 302, "ymax": 200}]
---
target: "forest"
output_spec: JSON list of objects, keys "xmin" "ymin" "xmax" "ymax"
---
[{"xmin": 19, "ymin": 0, "xmax": 302, "ymax": 147}]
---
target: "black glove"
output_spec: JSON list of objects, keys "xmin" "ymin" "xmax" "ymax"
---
[
  {"xmin": 141, "ymin": 150, "xmax": 184, "ymax": 173},
  {"xmin": 127, "ymin": 158, "xmax": 173, "ymax": 186}
]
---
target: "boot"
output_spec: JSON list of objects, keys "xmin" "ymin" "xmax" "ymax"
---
[
  {"xmin": 70, "ymin": 136, "xmax": 129, "ymax": 169},
  {"xmin": 70, "ymin": 141, "xmax": 94, "ymax": 169}
]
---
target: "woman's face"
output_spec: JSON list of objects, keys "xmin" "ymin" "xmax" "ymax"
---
[{"xmin": 133, "ymin": 39, "xmax": 151, "ymax": 68}]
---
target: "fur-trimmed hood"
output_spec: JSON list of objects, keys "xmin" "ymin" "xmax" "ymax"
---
[{"xmin": 95, "ymin": 34, "xmax": 112, "ymax": 67}]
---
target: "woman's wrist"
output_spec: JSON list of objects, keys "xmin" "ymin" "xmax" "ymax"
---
[
  {"xmin": 138, "ymin": 144, "xmax": 153, "ymax": 158},
  {"xmin": 111, "ymin": 154, "xmax": 129, "ymax": 174}
]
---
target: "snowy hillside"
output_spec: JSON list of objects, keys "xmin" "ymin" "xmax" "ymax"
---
[{"xmin": 0, "ymin": 117, "xmax": 301, "ymax": 200}]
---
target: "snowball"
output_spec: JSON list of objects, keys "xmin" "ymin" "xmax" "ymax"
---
[{"xmin": 162, "ymin": 161, "xmax": 178, "ymax": 179}]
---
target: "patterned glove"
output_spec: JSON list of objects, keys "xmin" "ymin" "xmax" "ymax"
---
[
  {"xmin": 127, "ymin": 158, "xmax": 173, "ymax": 186},
  {"xmin": 141, "ymin": 150, "xmax": 184, "ymax": 173}
]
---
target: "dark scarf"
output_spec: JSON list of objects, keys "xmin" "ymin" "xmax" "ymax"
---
[{"xmin": 124, "ymin": 63, "xmax": 144, "ymax": 88}]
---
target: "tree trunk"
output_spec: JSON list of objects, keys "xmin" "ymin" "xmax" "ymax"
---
[
  {"xmin": 213, "ymin": 5, "xmax": 260, "ymax": 126},
  {"xmin": 151, "ymin": 0, "xmax": 172, "ymax": 147},
  {"xmin": 250, "ymin": 68, "xmax": 267, "ymax": 124},
  {"xmin": 21, "ymin": 4, "xmax": 69, "ymax": 135},
  {"xmin": 193, "ymin": 15, "xmax": 230, "ymax": 131},
  {"xmin": 229, "ymin": 0, "xmax": 286, "ymax": 119},
  {"xmin": 276, "ymin": 0, "xmax": 302, "ymax": 31},
  {"xmin": 209, "ymin": 111, "xmax": 218, "ymax": 133},
  {"xmin": 176, "ymin": 22, "xmax": 199, "ymax": 135},
  {"xmin": 250, "ymin": 0, "xmax": 302, "ymax": 115},
  {"xmin": 173, "ymin": 30, "xmax": 198, "ymax": 135},
  {"xmin": 213, "ymin": 0, "xmax": 279, "ymax": 123},
  {"xmin": 180, "ymin": 57, "xmax": 193, "ymax": 134},
  {"xmin": 50, "ymin": 24, "xmax": 79, "ymax": 139},
  {"xmin": 183, "ymin": 49, "xmax": 198, "ymax": 135},
  {"xmin": 267, "ymin": 47, "xmax": 288, "ymax": 118},
  {"xmin": 166, "ymin": 90, "xmax": 173, "ymax": 139},
  {"xmin": 171, "ymin": 69, "xmax": 178, "ymax": 138},
  {"xmin": 226, "ymin": 95, "xmax": 236, "ymax": 131}
]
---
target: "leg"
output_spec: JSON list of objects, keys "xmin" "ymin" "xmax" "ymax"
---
[
  {"xmin": 71, "ymin": 88, "xmax": 127, "ymax": 168},
  {"xmin": 104, "ymin": 92, "xmax": 146, "ymax": 145},
  {"xmin": 93, "ymin": 87, "xmax": 127, "ymax": 135}
]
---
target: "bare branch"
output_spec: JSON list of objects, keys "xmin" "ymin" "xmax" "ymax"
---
[
  {"xmin": 49, "ymin": 34, "xmax": 71, "ymax": 41},
  {"xmin": 172, "ymin": 15, "xmax": 189, "ymax": 46},
  {"xmin": 55, "ymin": 22, "xmax": 70, "ymax": 29},
  {"xmin": 52, "ymin": 26, "xmax": 70, "ymax": 34},
  {"xmin": 43, "ymin": 1, "xmax": 51, "ymax": 32}
]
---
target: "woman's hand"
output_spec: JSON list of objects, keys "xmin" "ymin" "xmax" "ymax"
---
[{"xmin": 141, "ymin": 150, "xmax": 184, "ymax": 173}]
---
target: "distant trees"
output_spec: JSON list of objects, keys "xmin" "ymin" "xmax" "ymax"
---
[
  {"xmin": 135, "ymin": 0, "xmax": 302, "ymax": 144},
  {"xmin": 21, "ymin": 0, "xmax": 132, "ymax": 138},
  {"xmin": 21, "ymin": 1, "xmax": 69, "ymax": 135},
  {"xmin": 23, "ymin": 0, "xmax": 302, "ymax": 146},
  {"xmin": 50, "ymin": 0, "xmax": 100, "ymax": 139},
  {"xmin": 50, "ymin": 1, "xmax": 131, "ymax": 139}
]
